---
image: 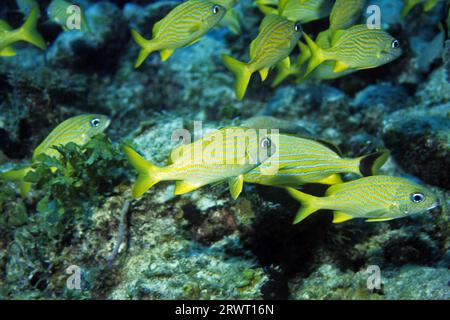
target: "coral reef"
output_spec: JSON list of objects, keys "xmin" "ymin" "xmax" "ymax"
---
[{"xmin": 0, "ymin": 0, "xmax": 448, "ymax": 300}]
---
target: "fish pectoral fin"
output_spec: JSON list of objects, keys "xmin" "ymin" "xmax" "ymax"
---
[
  {"xmin": 160, "ymin": 49, "xmax": 174, "ymax": 62},
  {"xmin": 332, "ymin": 211, "xmax": 354, "ymax": 224},
  {"xmin": 259, "ymin": 68, "xmax": 270, "ymax": 81},
  {"xmin": 333, "ymin": 61, "xmax": 350, "ymax": 73},
  {"xmin": 229, "ymin": 175, "xmax": 244, "ymax": 200},
  {"xmin": 174, "ymin": 180, "xmax": 202, "ymax": 195},
  {"xmin": 365, "ymin": 217, "xmax": 394, "ymax": 222},
  {"xmin": 0, "ymin": 46, "xmax": 17, "ymax": 56}
]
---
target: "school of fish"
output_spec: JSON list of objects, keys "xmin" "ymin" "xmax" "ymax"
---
[{"xmin": 0, "ymin": 0, "xmax": 442, "ymax": 227}]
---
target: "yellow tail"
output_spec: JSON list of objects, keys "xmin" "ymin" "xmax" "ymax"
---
[
  {"xmin": 303, "ymin": 33, "xmax": 325, "ymax": 76},
  {"xmin": 0, "ymin": 167, "xmax": 33, "ymax": 197},
  {"xmin": 286, "ymin": 188, "xmax": 322, "ymax": 224},
  {"xmin": 122, "ymin": 145, "xmax": 161, "ymax": 198},
  {"xmin": 19, "ymin": 7, "xmax": 46, "ymax": 50},
  {"xmin": 256, "ymin": 4, "xmax": 278, "ymax": 15},
  {"xmin": 131, "ymin": 29, "xmax": 159, "ymax": 68},
  {"xmin": 222, "ymin": 54, "xmax": 252, "ymax": 100}
]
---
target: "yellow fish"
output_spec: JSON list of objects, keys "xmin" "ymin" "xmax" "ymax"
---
[
  {"xmin": 0, "ymin": 114, "xmax": 110, "ymax": 196},
  {"xmin": 222, "ymin": 14, "xmax": 303, "ymax": 100},
  {"xmin": 0, "ymin": 7, "xmax": 46, "ymax": 56},
  {"xmin": 288, "ymin": 176, "xmax": 439, "ymax": 224},
  {"xmin": 131, "ymin": 0, "xmax": 226, "ymax": 68},
  {"xmin": 304, "ymin": 24, "xmax": 402, "ymax": 76},
  {"xmin": 123, "ymin": 127, "xmax": 277, "ymax": 200},
  {"xmin": 243, "ymin": 133, "xmax": 390, "ymax": 188}
]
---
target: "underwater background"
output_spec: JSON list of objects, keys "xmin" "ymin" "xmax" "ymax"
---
[{"xmin": 0, "ymin": 0, "xmax": 449, "ymax": 299}]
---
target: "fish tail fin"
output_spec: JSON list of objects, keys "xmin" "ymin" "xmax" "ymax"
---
[
  {"xmin": 298, "ymin": 41, "xmax": 311, "ymax": 66},
  {"xmin": 303, "ymin": 33, "xmax": 325, "ymax": 76},
  {"xmin": 0, "ymin": 167, "xmax": 33, "ymax": 197},
  {"xmin": 357, "ymin": 149, "xmax": 390, "ymax": 176},
  {"xmin": 287, "ymin": 188, "xmax": 322, "ymax": 224},
  {"xmin": 19, "ymin": 7, "xmax": 46, "ymax": 50},
  {"xmin": 222, "ymin": 54, "xmax": 252, "ymax": 100},
  {"xmin": 278, "ymin": 0, "xmax": 289, "ymax": 12},
  {"xmin": 123, "ymin": 145, "xmax": 161, "ymax": 198},
  {"xmin": 256, "ymin": 4, "xmax": 278, "ymax": 15},
  {"xmin": 131, "ymin": 29, "xmax": 158, "ymax": 68}
]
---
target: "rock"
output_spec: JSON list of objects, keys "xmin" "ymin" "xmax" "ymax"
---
[
  {"xmin": 351, "ymin": 82, "xmax": 412, "ymax": 133},
  {"xmin": 47, "ymin": 2, "xmax": 128, "ymax": 70},
  {"xmin": 417, "ymin": 67, "xmax": 450, "ymax": 106},
  {"xmin": 381, "ymin": 103, "xmax": 450, "ymax": 189},
  {"xmin": 290, "ymin": 263, "xmax": 450, "ymax": 300}
]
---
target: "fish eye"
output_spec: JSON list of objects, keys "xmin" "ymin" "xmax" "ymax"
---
[
  {"xmin": 410, "ymin": 192, "xmax": 425, "ymax": 203},
  {"xmin": 212, "ymin": 5, "xmax": 220, "ymax": 14},
  {"xmin": 90, "ymin": 118, "xmax": 101, "ymax": 127},
  {"xmin": 260, "ymin": 137, "xmax": 271, "ymax": 149},
  {"xmin": 294, "ymin": 22, "xmax": 302, "ymax": 32},
  {"xmin": 391, "ymin": 40, "xmax": 400, "ymax": 49}
]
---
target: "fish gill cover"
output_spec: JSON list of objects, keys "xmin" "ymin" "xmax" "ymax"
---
[{"xmin": 0, "ymin": 0, "xmax": 448, "ymax": 300}]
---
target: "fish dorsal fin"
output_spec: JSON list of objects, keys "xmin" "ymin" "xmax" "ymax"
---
[
  {"xmin": 259, "ymin": 67, "xmax": 270, "ymax": 81},
  {"xmin": 316, "ymin": 29, "xmax": 331, "ymax": 48},
  {"xmin": 330, "ymin": 29, "xmax": 348, "ymax": 46},
  {"xmin": 332, "ymin": 211, "xmax": 354, "ymax": 224},
  {"xmin": 229, "ymin": 175, "xmax": 244, "ymax": 200},
  {"xmin": 314, "ymin": 138, "xmax": 342, "ymax": 156},
  {"xmin": 366, "ymin": 217, "xmax": 394, "ymax": 222},
  {"xmin": 0, "ymin": 46, "xmax": 17, "ymax": 56},
  {"xmin": 259, "ymin": 14, "xmax": 279, "ymax": 31},
  {"xmin": 160, "ymin": 49, "xmax": 174, "ymax": 62},
  {"xmin": 174, "ymin": 180, "xmax": 202, "ymax": 195},
  {"xmin": 333, "ymin": 60, "xmax": 350, "ymax": 73},
  {"xmin": 152, "ymin": 19, "xmax": 164, "ymax": 36}
]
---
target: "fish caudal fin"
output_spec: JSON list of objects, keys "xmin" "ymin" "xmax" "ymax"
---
[
  {"xmin": 123, "ymin": 145, "xmax": 161, "ymax": 198},
  {"xmin": 222, "ymin": 54, "xmax": 252, "ymax": 100},
  {"xmin": 358, "ymin": 149, "xmax": 390, "ymax": 177},
  {"xmin": 303, "ymin": 33, "xmax": 325, "ymax": 76},
  {"xmin": 0, "ymin": 167, "xmax": 33, "ymax": 197},
  {"xmin": 131, "ymin": 29, "xmax": 159, "ymax": 68},
  {"xmin": 287, "ymin": 188, "xmax": 322, "ymax": 224},
  {"xmin": 19, "ymin": 7, "xmax": 46, "ymax": 50},
  {"xmin": 256, "ymin": 4, "xmax": 278, "ymax": 16}
]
